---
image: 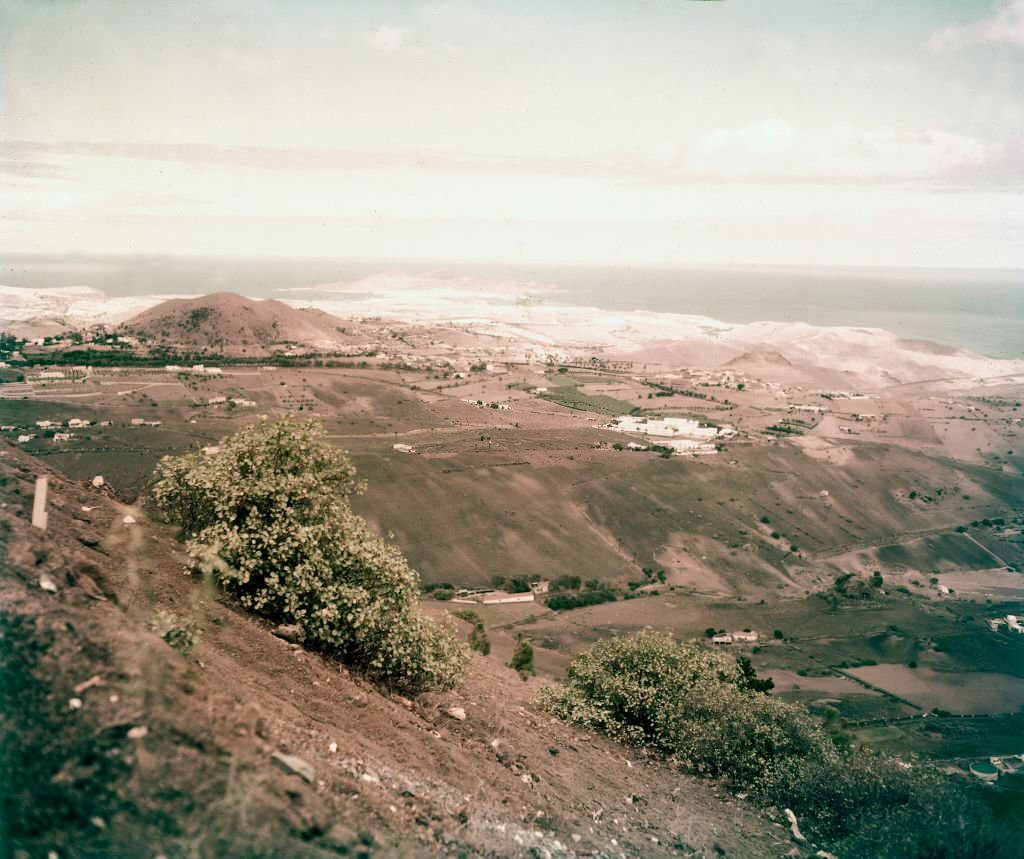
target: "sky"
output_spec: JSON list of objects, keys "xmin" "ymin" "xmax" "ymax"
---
[{"xmin": 1, "ymin": 0, "xmax": 1022, "ymax": 268}]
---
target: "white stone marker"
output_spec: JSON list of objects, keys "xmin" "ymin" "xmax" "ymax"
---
[{"xmin": 32, "ymin": 476, "xmax": 49, "ymax": 530}]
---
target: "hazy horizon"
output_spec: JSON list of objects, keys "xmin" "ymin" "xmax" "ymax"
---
[{"xmin": 3, "ymin": 1, "xmax": 1023, "ymax": 269}]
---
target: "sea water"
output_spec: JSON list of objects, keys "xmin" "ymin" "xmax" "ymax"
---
[{"xmin": 1, "ymin": 255, "xmax": 1021, "ymax": 359}]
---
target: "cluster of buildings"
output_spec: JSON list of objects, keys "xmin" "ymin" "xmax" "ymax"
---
[
  {"xmin": 987, "ymin": 615, "xmax": 1024, "ymax": 634},
  {"xmin": 451, "ymin": 580, "xmax": 549, "ymax": 606},
  {"xmin": 202, "ymin": 395, "xmax": 256, "ymax": 407},
  {"xmin": 464, "ymin": 399, "xmax": 512, "ymax": 411},
  {"xmin": 603, "ymin": 415, "xmax": 736, "ymax": 456},
  {"xmin": 969, "ymin": 755, "xmax": 1024, "ymax": 783},
  {"xmin": 711, "ymin": 630, "xmax": 759, "ymax": 646},
  {"xmin": 165, "ymin": 364, "xmax": 223, "ymax": 375}
]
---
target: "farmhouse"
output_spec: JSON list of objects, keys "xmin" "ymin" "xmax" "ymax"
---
[
  {"xmin": 481, "ymin": 591, "xmax": 534, "ymax": 605},
  {"xmin": 988, "ymin": 615, "xmax": 1024, "ymax": 633},
  {"xmin": 731, "ymin": 630, "xmax": 759, "ymax": 643},
  {"xmin": 17, "ymin": 434, "xmax": 34, "ymax": 443},
  {"xmin": 451, "ymin": 590, "xmax": 535, "ymax": 606},
  {"xmin": 392, "ymin": 443, "xmax": 415, "ymax": 454},
  {"xmin": 68, "ymin": 418, "xmax": 90, "ymax": 429},
  {"xmin": 53, "ymin": 432, "xmax": 72, "ymax": 442},
  {"xmin": 130, "ymin": 418, "xmax": 146, "ymax": 426},
  {"xmin": 711, "ymin": 633, "xmax": 733, "ymax": 645}
]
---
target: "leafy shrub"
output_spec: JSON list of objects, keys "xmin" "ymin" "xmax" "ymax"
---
[
  {"xmin": 147, "ymin": 610, "xmax": 199, "ymax": 655},
  {"xmin": 153, "ymin": 416, "xmax": 466, "ymax": 693},
  {"xmin": 510, "ymin": 638, "xmax": 535, "ymax": 679},
  {"xmin": 450, "ymin": 610, "xmax": 491, "ymax": 656},
  {"xmin": 547, "ymin": 588, "xmax": 616, "ymax": 611},
  {"xmin": 468, "ymin": 624, "xmax": 490, "ymax": 656},
  {"xmin": 539, "ymin": 630, "xmax": 814, "ymax": 782},
  {"xmin": 539, "ymin": 629, "xmax": 1011, "ymax": 856}
]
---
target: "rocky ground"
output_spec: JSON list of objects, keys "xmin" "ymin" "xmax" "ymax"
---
[{"xmin": 0, "ymin": 443, "xmax": 820, "ymax": 858}]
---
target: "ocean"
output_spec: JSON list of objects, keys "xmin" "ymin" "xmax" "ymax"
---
[{"xmin": 2, "ymin": 255, "xmax": 1022, "ymax": 359}]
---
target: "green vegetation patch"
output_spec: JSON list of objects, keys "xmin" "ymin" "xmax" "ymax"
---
[{"xmin": 537, "ymin": 384, "xmax": 635, "ymax": 416}]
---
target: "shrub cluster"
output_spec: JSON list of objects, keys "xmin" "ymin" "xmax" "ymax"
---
[
  {"xmin": 539, "ymin": 629, "xmax": 1014, "ymax": 857},
  {"xmin": 153, "ymin": 417, "xmax": 467, "ymax": 693},
  {"xmin": 546, "ymin": 588, "xmax": 616, "ymax": 611}
]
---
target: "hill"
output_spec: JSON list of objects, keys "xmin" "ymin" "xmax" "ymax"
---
[
  {"xmin": 119, "ymin": 293, "xmax": 369, "ymax": 356},
  {"xmin": 0, "ymin": 444, "xmax": 796, "ymax": 858}
]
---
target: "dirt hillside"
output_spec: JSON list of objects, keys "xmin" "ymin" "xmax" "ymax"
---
[
  {"xmin": 119, "ymin": 293, "xmax": 368, "ymax": 356},
  {"xmin": 0, "ymin": 444, "xmax": 810, "ymax": 858}
]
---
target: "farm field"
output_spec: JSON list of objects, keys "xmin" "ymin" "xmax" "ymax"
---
[{"xmin": 3, "ymin": 345, "xmax": 1023, "ymax": 771}]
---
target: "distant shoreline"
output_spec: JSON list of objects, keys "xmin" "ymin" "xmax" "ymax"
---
[{"xmin": 1, "ymin": 256, "xmax": 1022, "ymax": 359}]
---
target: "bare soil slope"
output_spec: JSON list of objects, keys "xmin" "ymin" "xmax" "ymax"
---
[{"xmin": 0, "ymin": 445, "xmax": 799, "ymax": 858}]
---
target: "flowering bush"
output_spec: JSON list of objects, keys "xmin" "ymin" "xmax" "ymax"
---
[
  {"xmin": 539, "ymin": 629, "xmax": 1012, "ymax": 856},
  {"xmin": 538, "ymin": 629, "xmax": 821, "ymax": 781},
  {"xmin": 153, "ymin": 416, "xmax": 466, "ymax": 693}
]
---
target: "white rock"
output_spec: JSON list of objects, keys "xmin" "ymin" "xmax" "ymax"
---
[
  {"xmin": 328, "ymin": 742, "xmax": 338, "ymax": 753},
  {"xmin": 444, "ymin": 706, "xmax": 467, "ymax": 721},
  {"xmin": 68, "ymin": 697, "xmax": 83, "ymax": 710},
  {"xmin": 270, "ymin": 752, "xmax": 315, "ymax": 784},
  {"xmin": 91, "ymin": 475, "xmax": 105, "ymax": 487},
  {"xmin": 39, "ymin": 572, "xmax": 58, "ymax": 592},
  {"xmin": 122, "ymin": 515, "xmax": 136, "ymax": 525},
  {"xmin": 785, "ymin": 807, "xmax": 806, "ymax": 842},
  {"xmin": 127, "ymin": 725, "xmax": 149, "ymax": 739}
]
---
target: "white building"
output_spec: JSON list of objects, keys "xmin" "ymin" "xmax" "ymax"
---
[
  {"xmin": 452, "ymin": 590, "xmax": 535, "ymax": 606},
  {"xmin": 392, "ymin": 443, "xmax": 415, "ymax": 454},
  {"xmin": 731, "ymin": 630, "xmax": 759, "ymax": 643}
]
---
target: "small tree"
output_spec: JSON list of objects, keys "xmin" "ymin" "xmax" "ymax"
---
[{"xmin": 510, "ymin": 637, "xmax": 535, "ymax": 679}]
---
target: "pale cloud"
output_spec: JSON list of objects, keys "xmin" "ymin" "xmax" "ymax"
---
[
  {"xmin": 688, "ymin": 120, "xmax": 1001, "ymax": 183},
  {"xmin": 362, "ymin": 25, "xmax": 408, "ymax": 53},
  {"xmin": 929, "ymin": 0, "xmax": 1024, "ymax": 51}
]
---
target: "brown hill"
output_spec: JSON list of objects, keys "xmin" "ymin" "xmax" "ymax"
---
[
  {"xmin": 0, "ymin": 445, "xmax": 796, "ymax": 858},
  {"xmin": 120, "ymin": 292, "xmax": 370, "ymax": 356}
]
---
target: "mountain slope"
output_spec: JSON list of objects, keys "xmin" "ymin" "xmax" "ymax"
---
[
  {"xmin": 0, "ymin": 444, "xmax": 797, "ymax": 858},
  {"xmin": 119, "ymin": 292, "xmax": 367, "ymax": 356}
]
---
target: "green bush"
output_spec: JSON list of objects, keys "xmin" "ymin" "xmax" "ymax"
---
[
  {"xmin": 510, "ymin": 638, "xmax": 534, "ymax": 679},
  {"xmin": 539, "ymin": 629, "xmax": 1011, "ymax": 856},
  {"xmin": 147, "ymin": 610, "xmax": 199, "ymax": 656},
  {"xmin": 468, "ymin": 623, "xmax": 490, "ymax": 656},
  {"xmin": 153, "ymin": 416, "xmax": 466, "ymax": 693},
  {"xmin": 547, "ymin": 589, "xmax": 616, "ymax": 611}
]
